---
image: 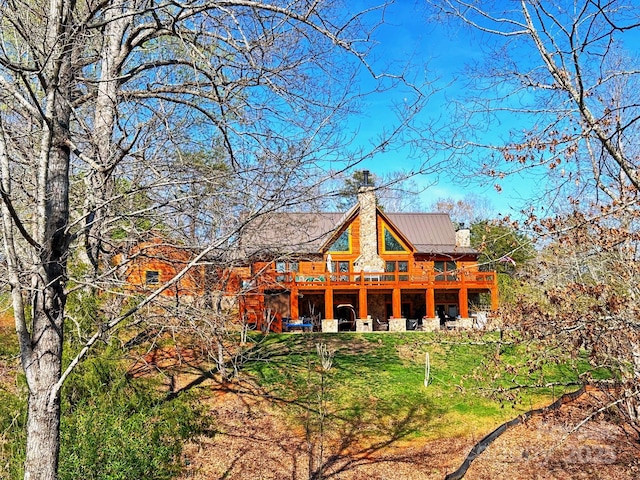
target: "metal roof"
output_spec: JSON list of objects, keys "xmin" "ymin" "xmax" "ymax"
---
[
  {"xmin": 238, "ymin": 212, "xmax": 343, "ymax": 257},
  {"xmin": 385, "ymin": 213, "xmax": 477, "ymax": 255},
  {"xmin": 239, "ymin": 209, "xmax": 477, "ymax": 257}
]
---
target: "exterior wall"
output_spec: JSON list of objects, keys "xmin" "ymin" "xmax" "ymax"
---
[
  {"xmin": 367, "ymin": 293, "xmax": 387, "ymax": 323},
  {"xmin": 122, "ymin": 205, "xmax": 498, "ymax": 332},
  {"xmin": 265, "ymin": 292, "xmax": 290, "ymax": 318},
  {"xmin": 122, "ymin": 240, "xmax": 205, "ymax": 297},
  {"xmin": 238, "ymin": 245, "xmax": 498, "ymax": 328}
]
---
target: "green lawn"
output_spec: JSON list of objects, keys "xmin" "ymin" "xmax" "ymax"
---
[{"xmin": 245, "ymin": 330, "xmax": 606, "ymax": 440}]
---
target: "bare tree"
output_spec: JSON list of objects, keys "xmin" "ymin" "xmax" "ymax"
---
[
  {"xmin": 429, "ymin": 0, "xmax": 640, "ymax": 430},
  {"xmin": 0, "ymin": 1, "xmax": 426, "ymax": 478},
  {"xmin": 428, "ymin": 194, "xmax": 494, "ymax": 226},
  {"xmin": 430, "ymin": 0, "xmax": 640, "ymax": 207}
]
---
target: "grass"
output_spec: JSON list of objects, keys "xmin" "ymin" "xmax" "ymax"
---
[{"xmin": 245, "ymin": 330, "xmax": 603, "ymax": 441}]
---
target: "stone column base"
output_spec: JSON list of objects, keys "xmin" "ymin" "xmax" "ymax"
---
[
  {"xmin": 321, "ymin": 319, "xmax": 338, "ymax": 333},
  {"xmin": 421, "ymin": 317, "xmax": 440, "ymax": 332},
  {"xmin": 457, "ymin": 317, "xmax": 473, "ymax": 329},
  {"xmin": 388, "ymin": 318, "xmax": 406, "ymax": 332},
  {"xmin": 356, "ymin": 319, "xmax": 371, "ymax": 332}
]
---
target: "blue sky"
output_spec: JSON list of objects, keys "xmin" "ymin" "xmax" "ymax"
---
[
  {"xmin": 340, "ymin": 2, "xmax": 540, "ymax": 217},
  {"xmin": 341, "ymin": 1, "xmax": 640, "ymax": 221}
]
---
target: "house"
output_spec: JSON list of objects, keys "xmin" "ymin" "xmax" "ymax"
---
[
  {"xmin": 237, "ymin": 176, "xmax": 498, "ymax": 333},
  {"xmin": 120, "ymin": 176, "xmax": 498, "ymax": 333},
  {"xmin": 120, "ymin": 237, "xmax": 207, "ymax": 299}
]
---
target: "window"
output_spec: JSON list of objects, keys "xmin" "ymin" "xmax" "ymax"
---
[
  {"xmin": 329, "ymin": 228, "xmax": 351, "ymax": 252},
  {"xmin": 383, "ymin": 226, "xmax": 407, "ymax": 252},
  {"xmin": 434, "ymin": 261, "xmax": 457, "ymax": 281},
  {"xmin": 383, "ymin": 260, "xmax": 409, "ymax": 281},
  {"xmin": 275, "ymin": 260, "xmax": 299, "ymax": 282},
  {"xmin": 330, "ymin": 260, "xmax": 350, "ymax": 282},
  {"xmin": 275, "ymin": 260, "xmax": 298, "ymax": 272},
  {"xmin": 145, "ymin": 270, "xmax": 160, "ymax": 284}
]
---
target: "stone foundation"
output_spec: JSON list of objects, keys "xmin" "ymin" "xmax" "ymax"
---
[
  {"xmin": 457, "ymin": 317, "xmax": 473, "ymax": 329},
  {"xmin": 356, "ymin": 318, "xmax": 372, "ymax": 332},
  {"xmin": 421, "ymin": 317, "xmax": 440, "ymax": 332}
]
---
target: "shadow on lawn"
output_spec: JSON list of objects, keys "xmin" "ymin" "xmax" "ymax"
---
[
  {"xmin": 158, "ymin": 336, "xmax": 440, "ymax": 479},
  {"xmin": 198, "ymin": 381, "xmax": 438, "ymax": 480},
  {"xmin": 305, "ymin": 402, "xmax": 434, "ymax": 480}
]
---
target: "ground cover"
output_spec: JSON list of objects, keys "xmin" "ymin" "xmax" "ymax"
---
[
  {"xmin": 0, "ymin": 320, "xmax": 631, "ymax": 479},
  {"xmin": 176, "ymin": 330, "xmax": 635, "ymax": 479},
  {"xmin": 245, "ymin": 330, "xmax": 598, "ymax": 440}
]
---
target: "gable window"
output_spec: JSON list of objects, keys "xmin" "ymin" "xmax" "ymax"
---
[
  {"xmin": 329, "ymin": 227, "xmax": 351, "ymax": 253},
  {"xmin": 145, "ymin": 270, "xmax": 160, "ymax": 285},
  {"xmin": 382, "ymin": 226, "xmax": 408, "ymax": 253},
  {"xmin": 383, "ymin": 260, "xmax": 409, "ymax": 281},
  {"xmin": 434, "ymin": 261, "xmax": 457, "ymax": 281}
]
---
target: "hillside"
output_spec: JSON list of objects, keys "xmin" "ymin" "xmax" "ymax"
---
[
  {"xmin": 2, "ymin": 323, "xmax": 639, "ymax": 479},
  {"xmin": 176, "ymin": 370, "xmax": 639, "ymax": 479},
  {"xmin": 172, "ymin": 332, "xmax": 640, "ymax": 479}
]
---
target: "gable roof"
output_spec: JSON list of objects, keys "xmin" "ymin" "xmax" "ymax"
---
[
  {"xmin": 384, "ymin": 213, "xmax": 476, "ymax": 255},
  {"xmin": 239, "ymin": 207, "xmax": 477, "ymax": 258},
  {"xmin": 238, "ymin": 212, "xmax": 343, "ymax": 257}
]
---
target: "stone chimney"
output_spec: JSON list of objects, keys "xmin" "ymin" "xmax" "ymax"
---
[
  {"xmin": 455, "ymin": 227, "xmax": 471, "ymax": 248},
  {"xmin": 353, "ymin": 173, "xmax": 385, "ymax": 272}
]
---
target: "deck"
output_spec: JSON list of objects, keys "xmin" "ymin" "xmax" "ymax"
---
[{"xmin": 265, "ymin": 270, "xmax": 496, "ymax": 291}]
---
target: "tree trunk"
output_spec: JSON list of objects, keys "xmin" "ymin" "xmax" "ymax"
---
[
  {"xmin": 20, "ymin": 0, "xmax": 73, "ymax": 476},
  {"xmin": 24, "ymin": 376, "xmax": 62, "ymax": 480},
  {"xmin": 84, "ymin": 5, "xmax": 128, "ymax": 273},
  {"xmin": 23, "ymin": 139, "xmax": 70, "ymax": 478},
  {"xmin": 22, "ymin": 134, "xmax": 70, "ymax": 480}
]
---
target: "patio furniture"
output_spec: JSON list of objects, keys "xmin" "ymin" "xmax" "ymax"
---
[
  {"xmin": 375, "ymin": 318, "xmax": 389, "ymax": 331},
  {"xmin": 284, "ymin": 318, "xmax": 314, "ymax": 332},
  {"xmin": 406, "ymin": 319, "xmax": 419, "ymax": 331}
]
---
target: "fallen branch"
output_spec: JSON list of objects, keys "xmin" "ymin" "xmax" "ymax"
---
[{"xmin": 444, "ymin": 384, "xmax": 587, "ymax": 480}]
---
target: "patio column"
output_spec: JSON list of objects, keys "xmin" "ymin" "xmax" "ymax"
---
[
  {"xmin": 459, "ymin": 287, "xmax": 468, "ymax": 318},
  {"xmin": 291, "ymin": 287, "xmax": 299, "ymax": 319},
  {"xmin": 324, "ymin": 288, "xmax": 334, "ymax": 319},
  {"xmin": 426, "ymin": 287, "xmax": 435, "ymax": 318},
  {"xmin": 322, "ymin": 287, "xmax": 338, "ymax": 332},
  {"xmin": 392, "ymin": 288, "xmax": 401, "ymax": 318},
  {"xmin": 358, "ymin": 287, "xmax": 368, "ymax": 319},
  {"xmin": 491, "ymin": 274, "xmax": 499, "ymax": 310}
]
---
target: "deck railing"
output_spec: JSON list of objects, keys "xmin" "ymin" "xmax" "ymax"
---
[{"xmin": 261, "ymin": 270, "xmax": 495, "ymax": 289}]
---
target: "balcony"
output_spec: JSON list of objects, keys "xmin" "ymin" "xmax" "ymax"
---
[{"xmin": 257, "ymin": 270, "xmax": 495, "ymax": 290}]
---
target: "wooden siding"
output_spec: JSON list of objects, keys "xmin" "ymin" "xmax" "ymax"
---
[{"xmin": 121, "ymin": 240, "xmax": 205, "ymax": 297}]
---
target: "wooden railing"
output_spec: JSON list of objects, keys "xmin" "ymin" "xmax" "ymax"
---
[{"xmin": 257, "ymin": 270, "xmax": 495, "ymax": 289}]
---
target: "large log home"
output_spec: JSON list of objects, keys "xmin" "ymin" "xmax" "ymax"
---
[{"xmin": 238, "ymin": 178, "xmax": 498, "ymax": 333}]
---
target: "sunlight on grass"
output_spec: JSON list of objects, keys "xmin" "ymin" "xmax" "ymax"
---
[{"xmin": 246, "ymin": 331, "xmax": 599, "ymax": 441}]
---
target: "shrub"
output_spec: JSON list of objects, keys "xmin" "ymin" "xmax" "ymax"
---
[{"xmin": 59, "ymin": 354, "xmax": 208, "ymax": 480}]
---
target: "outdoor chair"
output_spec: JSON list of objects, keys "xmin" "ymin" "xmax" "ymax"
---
[{"xmin": 375, "ymin": 318, "xmax": 389, "ymax": 331}]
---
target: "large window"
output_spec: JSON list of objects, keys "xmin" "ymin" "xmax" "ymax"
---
[
  {"xmin": 383, "ymin": 260, "xmax": 409, "ymax": 281},
  {"xmin": 383, "ymin": 226, "xmax": 408, "ymax": 252},
  {"xmin": 434, "ymin": 261, "xmax": 457, "ymax": 281}
]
